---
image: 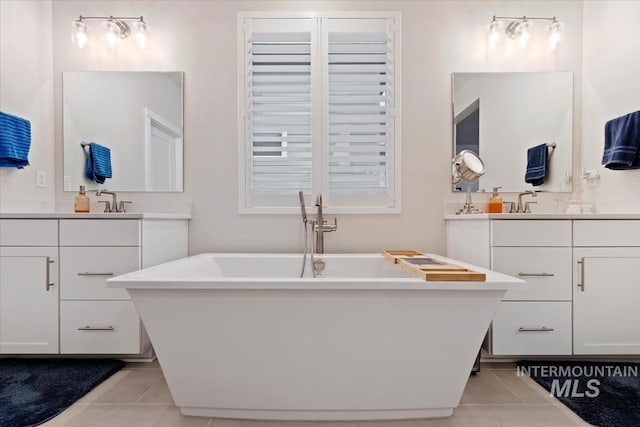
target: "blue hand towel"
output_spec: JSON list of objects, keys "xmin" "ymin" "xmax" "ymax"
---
[
  {"xmin": 525, "ymin": 143, "xmax": 548, "ymax": 186},
  {"xmin": 0, "ymin": 111, "xmax": 31, "ymax": 168},
  {"xmin": 84, "ymin": 142, "xmax": 112, "ymax": 184},
  {"xmin": 601, "ymin": 110, "xmax": 640, "ymax": 170}
]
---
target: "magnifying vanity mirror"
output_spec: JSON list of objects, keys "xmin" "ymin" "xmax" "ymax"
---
[
  {"xmin": 451, "ymin": 72, "xmax": 573, "ymax": 193},
  {"xmin": 63, "ymin": 71, "xmax": 184, "ymax": 192},
  {"xmin": 452, "ymin": 150, "xmax": 486, "ymax": 214}
]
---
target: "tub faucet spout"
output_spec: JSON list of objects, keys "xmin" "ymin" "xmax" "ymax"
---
[{"xmin": 313, "ymin": 194, "xmax": 337, "ymax": 254}]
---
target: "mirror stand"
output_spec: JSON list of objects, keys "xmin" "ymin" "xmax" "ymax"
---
[{"xmin": 457, "ymin": 183, "xmax": 483, "ymax": 215}]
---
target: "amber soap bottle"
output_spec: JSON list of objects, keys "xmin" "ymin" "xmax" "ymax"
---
[
  {"xmin": 488, "ymin": 186, "xmax": 503, "ymax": 213},
  {"xmin": 74, "ymin": 185, "xmax": 90, "ymax": 213}
]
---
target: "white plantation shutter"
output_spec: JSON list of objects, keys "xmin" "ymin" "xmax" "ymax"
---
[
  {"xmin": 323, "ymin": 18, "xmax": 397, "ymax": 209},
  {"xmin": 239, "ymin": 14, "xmax": 400, "ymax": 213},
  {"xmin": 242, "ymin": 19, "xmax": 318, "ymax": 208}
]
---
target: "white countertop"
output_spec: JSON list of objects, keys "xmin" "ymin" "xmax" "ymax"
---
[
  {"xmin": 445, "ymin": 213, "xmax": 640, "ymax": 220},
  {"xmin": 0, "ymin": 212, "xmax": 191, "ymax": 220}
]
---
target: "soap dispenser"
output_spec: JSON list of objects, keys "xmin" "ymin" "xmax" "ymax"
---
[
  {"xmin": 74, "ymin": 185, "xmax": 90, "ymax": 213},
  {"xmin": 488, "ymin": 187, "xmax": 503, "ymax": 213}
]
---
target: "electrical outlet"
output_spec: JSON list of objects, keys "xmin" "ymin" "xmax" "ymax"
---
[
  {"xmin": 36, "ymin": 170, "xmax": 47, "ymax": 188},
  {"xmin": 64, "ymin": 176, "xmax": 71, "ymax": 191}
]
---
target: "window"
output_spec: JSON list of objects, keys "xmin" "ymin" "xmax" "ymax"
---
[{"xmin": 238, "ymin": 12, "xmax": 401, "ymax": 213}]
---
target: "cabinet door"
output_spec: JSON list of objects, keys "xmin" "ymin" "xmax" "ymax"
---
[
  {"xmin": 573, "ymin": 248, "xmax": 640, "ymax": 355},
  {"xmin": 0, "ymin": 247, "xmax": 59, "ymax": 353}
]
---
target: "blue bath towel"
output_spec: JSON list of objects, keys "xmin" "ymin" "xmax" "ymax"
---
[
  {"xmin": 602, "ymin": 110, "xmax": 640, "ymax": 170},
  {"xmin": 0, "ymin": 111, "xmax": 31, "ymax": 168},
  {"xmin": 525, "ymin": 143, "xmax": 548, "ymax": 186},
  {"xmin": 84, "ymin": 142, "xmax": 112, "ymax": 184}
]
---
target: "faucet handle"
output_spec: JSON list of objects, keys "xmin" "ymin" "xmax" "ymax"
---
[
  {"xmin": 524, "ymin": 201, "xmax": 538, "ymax": 213},
  {"xmin": 506, "ymin": 201, "xmax": 517, "ymax": 213},
  {"xmin": 118, "ymin": 201, "xmax": 132, "ymax": 213},
  {"xmin": 98, "ymin": 200, "xmax": 111, "ymax": 213}
]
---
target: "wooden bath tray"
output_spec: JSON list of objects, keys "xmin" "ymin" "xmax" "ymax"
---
[{"xmin": 383, "ymin": 250, "xmax": 486, "ymax": 282}]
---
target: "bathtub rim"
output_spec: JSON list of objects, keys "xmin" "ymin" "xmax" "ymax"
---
[{"xmin": 107, "ymin": 252, "xmax": 524, "ymax": 291}]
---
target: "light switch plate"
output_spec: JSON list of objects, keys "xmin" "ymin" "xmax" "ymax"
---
[{"xmin": 36, "ymin": 170, "xmax": 47, "ymax": 188}]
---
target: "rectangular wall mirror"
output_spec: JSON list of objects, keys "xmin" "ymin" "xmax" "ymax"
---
[
  {"xmin": 452, "ymin": 72, "xmax": 573, "ymax": 193},
  {"xmin": 63, "ymin": 71, "xmax": 184, "ymax": 192}
]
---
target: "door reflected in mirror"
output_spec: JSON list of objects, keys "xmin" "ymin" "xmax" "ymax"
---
[
  {"xmin": 451, "ymin": 72, "xmax": 573, "ymax": 193},
  {"xmin": 63, "ymin": 71, "xmax": 184, "ymax": 192}
]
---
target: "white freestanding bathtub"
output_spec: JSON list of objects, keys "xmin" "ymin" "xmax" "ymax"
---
[{"xmin": 109, "ymin": 253, "xmax": 523, "ymax": 421}]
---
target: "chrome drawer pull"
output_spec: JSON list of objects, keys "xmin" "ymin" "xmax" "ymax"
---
[
  {"xmin": 77, "ymin": 272, "xmax": 114, "ymax": 276},
  {"xmin": 46, "ymin": 256, "xmax": 54, "ymax": 291},
  {"xmin": 577, "ymin": 258, "xmax": 585, "ymax": 292},
  {"xmin": 518, "ymin": 327, "xmax": 555, "ymax": 332},
  {"xmin": 78, "ymin": 325, "xmax": 114, "ymax": 331},
  {"xmin": 518, "ymin": 272, "xmax": 555, "ymax": 277}
]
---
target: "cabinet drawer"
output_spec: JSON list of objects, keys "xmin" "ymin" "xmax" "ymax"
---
[
  {"xmin": 0, "ymin": 220, "xmax": 58, "ymax": 246},
  {"xmin": 60, "ymin": 300, "xmax": 141, "ymax": 354},
  {"xmin": 60, "ymin": 247, "xmax": 140, "ymax": 300},
  {"xmin": 60, "ymin": 220, "xmax": 140, "ymax": 246},
  {"xmin": 492, "ymin": 302, "xmax": 571, "ymax": 356},
  {"xmin": 491, "ymin": 247, "xmax": 571, "ymax": 301},
  {"xmin": 491, "ymin": 220, "xmax": 571, "ymax": 247},
  {"xmin": 574, "ymin": 220, "xmax": 640, "ymax": 246}
]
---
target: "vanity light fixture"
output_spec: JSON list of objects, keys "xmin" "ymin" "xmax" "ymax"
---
[
  {"xmin": 71, "ymin": 15, "xmax": 149, "ymax": 49},
  {"xmin": 488, "ymin": 15, "xmax": 563, "ymax": 50}
]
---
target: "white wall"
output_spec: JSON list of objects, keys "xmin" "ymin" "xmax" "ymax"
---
[
  {"xmin": 0, "ymin": 0, "xmax": 55, "ymax": 212},
  {"xmin": 49, "ymin": 0, "xmax": 583, "ymax": 255},
  {"xmin": 582, "ymin": 1, "xmax": 640, "ymax": 212}
]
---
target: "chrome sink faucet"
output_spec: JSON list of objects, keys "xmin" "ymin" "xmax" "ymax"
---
[
  {"xmin": 517, "ymin": 191, "xmax": 537, "ymax": 213},
  {"xmin": 312, "ymin": 194, "xmax": 337, "ymax": 254},
  {"xmin": 96, "ymin": 190, "xmax": 132, "ymax": 213}
]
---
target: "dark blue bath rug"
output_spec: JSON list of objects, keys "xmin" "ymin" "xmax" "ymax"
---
[
  {"xmin": 0, "ymin": 358, "xmax": 124, "ymax": 427},
  {"xmin": 518, "ymin": 360, "xmax": 640, "ymax": 427}
]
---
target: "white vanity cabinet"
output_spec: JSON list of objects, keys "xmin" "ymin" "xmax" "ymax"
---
[
  {"xmin": 59, "ymin": 219, "xmax": 145, "ymax": 354},
  {"xmin": 0, "ymin": 214, "xmax": 189, "ymax": 357},
  {"xmin": 572, "ymin": 220, "xmax": 640, "ymax": 355},
  {"xmin": 490, "ymin": 220, "xmax": 572, "ymax": 356},
  {"xmin": 447, "ymin": 215, "xmax": 640, "ymax": 358},
  {"xmin": 0, "ymin": 220, "xmax": 59, "ymax": 354},
  {"xmin": 59, "ymin": 218, "xmax": 188, "ymax": 356}
]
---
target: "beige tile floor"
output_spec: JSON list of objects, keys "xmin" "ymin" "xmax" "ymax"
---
[{"xmin": 41, "ymin": 362, "xmax": 593, "ymax": 427}]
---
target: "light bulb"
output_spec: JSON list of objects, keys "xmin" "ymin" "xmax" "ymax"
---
[
  {"xmin": 104, "ymin": 19, "xmax": 120, "ymax": 48},
  {"xmin": 518, "ymin": 20, "xmax": 531, "ymax": 48},
  {"xmin": 71, "ymin": 20, "xmax": 88, "ymax": 48},
  {"xmin": 134, "ymin": 20, "xmax": 149, "ymax": 49},
  {"xmin": 488, "ymin": 19, "xmax": 501, "ymax": 48},
  {"xmin": 548, "ymin": 20, "xmax": 562, "ymax": 50}
]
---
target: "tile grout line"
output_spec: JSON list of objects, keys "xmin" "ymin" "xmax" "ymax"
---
[
  {"xmin": 481, "ymin": 404, "xmax": 505, "ymax": 427},
  {"xmin": 486, "ymin": 369, "xmax": 527, "ymax": 405},
  {"xmin": 134, "ymin": 374, "xmax": 166, "ymax": 403}
]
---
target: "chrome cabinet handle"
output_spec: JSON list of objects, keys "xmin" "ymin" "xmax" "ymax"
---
[
  {"xmin": 518, "ymin": 272, "xmax": 555, "ymax": 277},
  {"xmin": 77, "ymin": 272, "xmax": 114, "ymax": 276},
  {"xmin": 77, "ymin": 325, "xmax": 114, "ymax": 331},
  {"xmin": 46, "ymin": 257, "xmax": 54, "ymax": 291},
  {"xmin": 577, "ymin": 257, "xmax": 585, "ymax": 292},
  {"xmin": 518, "ymin": 327, "xmax": 555, "ymax": 332}
]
